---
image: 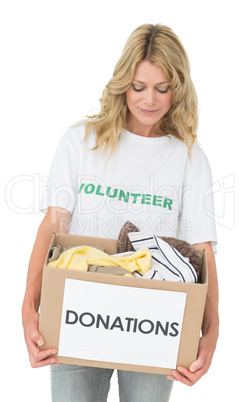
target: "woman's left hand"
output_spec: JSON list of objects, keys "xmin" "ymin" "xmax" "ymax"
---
[
  {"xmin": 167, "ymin": 334, "xmax": 216, "ymax": 386},
  {"xmin": 168, "ymin": 241, "xmax": 219, "ymax": 386}
]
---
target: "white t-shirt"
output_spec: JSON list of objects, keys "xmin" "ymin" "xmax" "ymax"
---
[{"xmin": 41, "ymin": 121, "xmax": 217, "ymax": 247}]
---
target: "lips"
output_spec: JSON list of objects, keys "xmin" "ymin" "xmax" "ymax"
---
[{"xmin": 139, "ymin": 108, "xmax": 159, "ymax": 115}]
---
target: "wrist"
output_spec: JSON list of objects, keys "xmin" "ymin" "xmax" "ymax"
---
[
  {"xmin": 202, "ymin": 320, "xmax": 219, "ymax": 344},
  {"xmin": 22, "ymin": 291, "xmax": 40, "ymax": 324}
]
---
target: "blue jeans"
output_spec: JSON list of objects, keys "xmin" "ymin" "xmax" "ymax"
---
[{"xmin": 51, "ymin": 364, "xmax": 173, "ymax": 402}]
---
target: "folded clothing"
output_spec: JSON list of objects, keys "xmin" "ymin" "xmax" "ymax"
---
[
  {"xmin": 48, "ymin": 244, "xmax": 105, "ymax": 263},
  {"xmin": 117, "ymin": 221, "xmax": 200, "ymax": 279},
  {"xmin": 128, "ymin": 231, "xmax": 198, "ymax": 283},
  {"xmin": 159, "ymin": 236, "xmax": 200, "ymax": 279},
  {"xmin": 48, "ymin": 245, "xmax": 151, "ymax": 274},
  {"xmin": 88, "ymin": 265, "xmax": 134, "ymax": 277}
]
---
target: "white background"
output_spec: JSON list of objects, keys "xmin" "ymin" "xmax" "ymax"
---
[{"xmin": 1, "ymin": 0, "xmax": 239, "ymax": 400}]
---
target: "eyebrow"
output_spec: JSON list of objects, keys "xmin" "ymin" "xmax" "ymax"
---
[{"xmin": 133, "ymin": 80, "xmax": 170, "ymax": 85}]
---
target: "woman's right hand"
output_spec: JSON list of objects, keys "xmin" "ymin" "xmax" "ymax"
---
[
  {"xmin": 22, "ymin": 207, "xmax": 70, "ymax": 368},
  {"xmin": 23, "ymin": 310, "xmax": 59, "ymax": 368}
]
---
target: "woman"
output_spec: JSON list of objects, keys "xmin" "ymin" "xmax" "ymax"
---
[{"xmin": 22, "ymin": 24, "xmax": 219, "ymax": 401}]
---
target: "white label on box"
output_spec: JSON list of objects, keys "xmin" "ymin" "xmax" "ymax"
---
[{"xmin": 58, "ymin": 279, "xmax": 187, "ymax": 369}]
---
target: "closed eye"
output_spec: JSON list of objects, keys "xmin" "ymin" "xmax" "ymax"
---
[
  {"xmin": 131, "ymin": 83, "xmax": 170, "ymax": 94},
  {"xmin": 131, "ymin": 83, "xmax": 144, "ymax": 92},
  {"xmin": 156, "ymin": 86, "xmax": 170, "ymax": 94}
]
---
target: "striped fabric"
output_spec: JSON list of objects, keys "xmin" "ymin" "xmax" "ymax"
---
[{"xmin": 128, "ymin": 232, "xmax": 198, "ymax": 283}]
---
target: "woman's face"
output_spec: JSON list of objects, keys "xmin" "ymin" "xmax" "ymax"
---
[{"xmin": 126, "ymin": 61, "xmax": 172, "ymax": 136}]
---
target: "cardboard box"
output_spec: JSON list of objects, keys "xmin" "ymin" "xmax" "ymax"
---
[{"xmin": 39, "ymin": 233, "xmax": 208, "ymax": 375}]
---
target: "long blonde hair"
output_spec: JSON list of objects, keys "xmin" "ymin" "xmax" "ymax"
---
[{"xmin": 83, "ymin": 24, "xmax": 198, "ymax": 155}]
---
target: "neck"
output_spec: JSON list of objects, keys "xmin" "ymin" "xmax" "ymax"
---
[
  {"xmin": 126, "ymin": 115, "xmax": 165, "ymax": 138},
  {"xmin": 126, "ymin": 123, "xmax": 165, "ymax": 138},
  {"xmin": 126, "ymin": 123, "xmax": 156, "ymax": 138}
]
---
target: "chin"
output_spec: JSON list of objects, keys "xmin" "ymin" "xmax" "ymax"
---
[{"xmin": 138, "ymin": 115, "xmax": 161, "ymax": 126}]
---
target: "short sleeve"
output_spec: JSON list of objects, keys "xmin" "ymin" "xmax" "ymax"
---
[
  {"xmin": 40, "ymin": 128, "xmax": 80, "ymax": 213},
  {"xmin": 178, "ymin": 145, "xmax": 217, "ymax": 250}
]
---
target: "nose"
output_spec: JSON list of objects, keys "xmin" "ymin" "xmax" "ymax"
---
[{"xmin": 143, "ymin": 89, "xmax": 156, "ymax": 106}]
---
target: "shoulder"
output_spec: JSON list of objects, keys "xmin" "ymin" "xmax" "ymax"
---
[
  {"xmin": 168, "ymin": 136, "xmax": 209, "ymax": 162},
  {"xmin": 185, "ymin": 141, "xmax": 213, "ymax": 181},
  {"xmin": 169, "ymin": 136, "xmax": 212, "ymax": 180},
  {"xmin": 191, "ymin": 141, "xmax": 210, "ymax": 164},
  {"xmin": 191, "ymin": 141, "xmax": 211, "ymax": 172},
  {"xmin": 171, "ymin": 136, "xmax": 211, "ymax": 167},
  {"xmin": 60, "ymin": 119, "xmax": 97, "ymax": 149},
  {"xmin": 65, "ymin": 120, "xmax": 86, "ymax": 143}
]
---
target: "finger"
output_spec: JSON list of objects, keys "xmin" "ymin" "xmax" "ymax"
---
[
  {"xmin": 29, "ymin": 344, "xmax": 58, "ymax": 368},
  {"xmin": 28, "ymin": 321, "xmax": 45, "ymax": 346},
  {"xmin": 171, "ymin": 369, "xmax": 194, "ymax": 386},
  {"xmin": 30, "ymin": 355, "xmax": 58, "ymax": 368},
  {"xmin": 27, "ymin": 337, "xmax": 44, "ymax": 356},
  {"xmin": 35, "ymin": 347, "xmax": 58, "ymax": 362},
  {"xmin": 189, "ymin": 352, "xmax": 207, "ymax": 373},
  {"xmin": 31, "ymin": 333, "xmax": 44, "ymax": 347},
  {"xmin": 28, "ymin": 338, "xmax": 57, "ymax": 361}
]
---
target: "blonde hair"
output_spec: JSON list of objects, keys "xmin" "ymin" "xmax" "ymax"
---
[{"xmin": 83, "ymin": 24, "xmax": 198, "ymax": 156}]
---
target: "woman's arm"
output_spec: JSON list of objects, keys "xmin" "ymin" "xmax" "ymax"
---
[
  {"xmin": 167, "ymin": 241, "xmax": 219, "ymax": 385},
  {"xmin": 22, "ymin": 206, "xmax": 71, "ymax": 368}
]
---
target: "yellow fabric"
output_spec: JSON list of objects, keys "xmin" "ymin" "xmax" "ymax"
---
[{"xmin": 48, "ymin": 245, "xmax": 151, "ymax": 274}]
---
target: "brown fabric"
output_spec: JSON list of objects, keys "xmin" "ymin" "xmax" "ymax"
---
[
  {"xmin": 48, "ymin": 245, "xmax": 66, "ymax": 262},
  {"xmin": 117, "ymin": 221, "xmax": 140, "ymax": 253},
  {"xmin": 88, "ymin": 265, "xmax": 134, "ymax": 276}
]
